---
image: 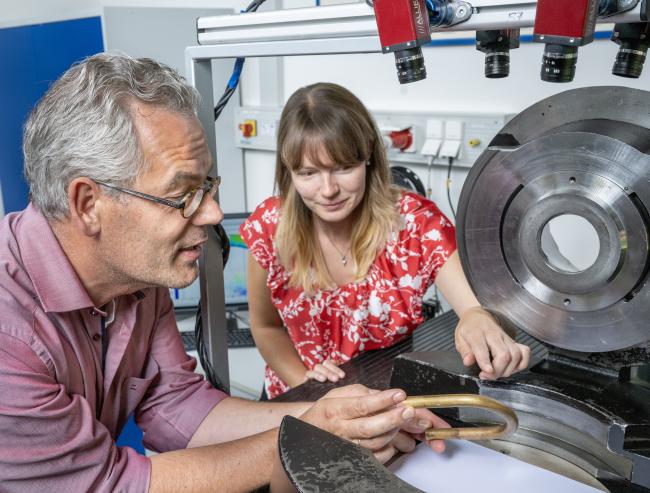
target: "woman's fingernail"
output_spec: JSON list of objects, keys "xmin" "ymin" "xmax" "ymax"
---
[
  {"xmin": 393, "ymin": 391, "xmax": 406, "ymax": 403},
  {"xmin": 402, "ymin": 407, "xmax": 415, "ymax": 419},
  {"xmin": 418, "ymin": 420, "xmax": 430, "ymax": 428}
]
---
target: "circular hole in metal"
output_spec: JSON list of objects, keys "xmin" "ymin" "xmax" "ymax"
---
[
  {"xmin": 564, "ymin": 298, "xmax": 571, "ymax": 306},
  {"xmin": 569, "ymin": 176, "xmax": 576, "ymax": 184},
  {"xmin": 540, "ymin": 214, "xmax": 600, "ymax": 273}
]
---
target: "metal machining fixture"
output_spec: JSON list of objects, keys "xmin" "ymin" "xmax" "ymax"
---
[
  {"xmin": 187, "ymin": 0, "xmax": 649, "ymax": 393},
  {"xmin": 452, "ymin": 85, "xmax": 650, "ymax": 491}
]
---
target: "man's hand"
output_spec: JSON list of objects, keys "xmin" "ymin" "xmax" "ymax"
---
[
  {"xmin": 300, "ymin": 384, "xmax": 418, "ymax": 463},
  {"xmin": 455, "ymin": 306, "xmax": 531, "ymax": 380},
  {"xmin": 390, "ymin": 407, "xmax": 450, "ymax": 455},
  {"xmin": 304, "ymin": 359, "xmax": 346, "ymax": 383}
]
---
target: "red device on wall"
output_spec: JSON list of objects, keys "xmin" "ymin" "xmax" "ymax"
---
[
  {"xmin": 533, "ymin": 0, "xmax": 600, "ymax": 82},
  {"xmin": 373, "ymin": 0, "xmax": 432, "ymax": 84}
]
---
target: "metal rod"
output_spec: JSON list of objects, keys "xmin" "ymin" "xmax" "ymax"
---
[{"xmin": 403, "ymin": 394, "xmax": 518, "ymax": 440}]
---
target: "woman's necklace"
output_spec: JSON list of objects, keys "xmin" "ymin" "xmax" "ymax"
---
[{"xmin": 322, "ymin": 230, "xmax": 351, "ymax": 266}]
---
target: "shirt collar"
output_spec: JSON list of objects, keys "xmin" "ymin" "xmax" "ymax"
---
[
  {"xmin": 17, "ymin": 204, "xmax": 148, "ymax": 314},
  {"xmin": 18, "ymin": 204, "xmax": 96, "ymax": 313}
]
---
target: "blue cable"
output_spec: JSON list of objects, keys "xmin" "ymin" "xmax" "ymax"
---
[
  {"xmin": 227, "ymin": 57, "xmax": 245, "ymax": 89},
  {"xmin": 223, "ymin": 8, "xmax": 250, "ymax": 90}
]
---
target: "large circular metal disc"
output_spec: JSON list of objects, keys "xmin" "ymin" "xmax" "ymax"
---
[{"xmin": 457, "ymin": 86, "xmax": 650, "ymax": 352}]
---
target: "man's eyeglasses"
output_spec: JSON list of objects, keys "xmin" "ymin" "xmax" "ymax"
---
[{"xmin": 95, "ymin": 175, "xmax": 221, "ymax": 218}]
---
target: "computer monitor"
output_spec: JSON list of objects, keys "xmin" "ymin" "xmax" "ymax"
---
[{"xmin": 170, "ymin": 212, "xmax": 250, "ymax": 309}]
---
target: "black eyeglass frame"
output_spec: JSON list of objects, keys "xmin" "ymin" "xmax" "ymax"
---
[{"xmin": 95, "ymin": 175, "xmax": 221, "ymax": 218}]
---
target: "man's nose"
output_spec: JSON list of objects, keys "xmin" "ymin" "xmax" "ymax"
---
[{"xmin": 192, "ymin": 192, "xmax": 224, "ymax": 226}]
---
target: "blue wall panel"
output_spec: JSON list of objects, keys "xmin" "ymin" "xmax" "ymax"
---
[{"xmin": 0, "ymin": 16, "xmax": 104, "ymax": 213}]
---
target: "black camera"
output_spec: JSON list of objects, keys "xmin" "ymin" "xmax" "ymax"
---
[
  {"xmin": 611, "ymin": 22, "xmax": 650, "ymax": 78},
  {"xmin": 476, "ymin": 29, "xmax": 521, "ymax": 79}
]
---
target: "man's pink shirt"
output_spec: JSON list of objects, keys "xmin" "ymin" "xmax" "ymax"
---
[{"xmin": 0, "ymin": 204, "xmax": 227, "ymax": 492}]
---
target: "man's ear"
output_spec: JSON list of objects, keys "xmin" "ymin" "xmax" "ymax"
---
[{"xmin": 67, "ymin": 177, "xmax": 103, "ymax": 236}]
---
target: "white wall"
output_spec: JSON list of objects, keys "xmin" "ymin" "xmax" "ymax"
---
[
  {"xmin": 100, "ymin": 0, "xmax": 248, "ymax": 8},
  {"xmin": 0, "ymin": 0, "xmax": 101, "ymax": 27},
  {"xmin": 282, "ymin": 38, "xmax": 645, "ymax": 113}
]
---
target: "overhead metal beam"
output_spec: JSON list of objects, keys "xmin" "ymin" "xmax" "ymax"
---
[{"xmin": 195, "ymin": 1, "xmax": 644, "ymax": 56}]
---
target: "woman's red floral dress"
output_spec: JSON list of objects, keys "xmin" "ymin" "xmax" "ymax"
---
[{"xmin": 241, "ymin": 191, "xmax": 456, "ymax": 398}]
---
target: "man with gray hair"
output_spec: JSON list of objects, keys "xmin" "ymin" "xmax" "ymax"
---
[{"xmin": 0, "ymin": 52, "xmax": 446, "ymax": 492}]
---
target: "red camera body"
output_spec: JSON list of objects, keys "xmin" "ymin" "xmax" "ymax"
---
[
  {"xmin": 533, "ymin": 0, "xmax": 600, "ymax": 45},
  {"xmin": 373, "ymin": 0, "xmax": 431, "ymax": 52}
]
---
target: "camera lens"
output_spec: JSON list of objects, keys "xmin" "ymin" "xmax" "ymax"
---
[
  {"xmin": 484, "ymin": 50, "xmax": 510, "ymax": 78},
  {"xmin": 476, "ymin": 30, "xmax": 519, "ymax": 79},
  {"xmin": 394, "ymin": 48, "xmax": 427, "ymax": 84},
  {"xmin": 612, "ymin": 40, "xmax": 648, "ymax": 78},
  {"xmin": 541, "ymin": 44, "xmax": 578, "ymax": 83}
]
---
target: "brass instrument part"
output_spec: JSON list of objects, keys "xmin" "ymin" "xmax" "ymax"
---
[{"xmin": 403, "ymin": 394, "xmax": 518, "ymax": 441}]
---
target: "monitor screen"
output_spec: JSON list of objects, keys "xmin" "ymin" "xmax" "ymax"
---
[{"xmin": 170, "ymin": 212, "xmax": 250, "ymax": 309}]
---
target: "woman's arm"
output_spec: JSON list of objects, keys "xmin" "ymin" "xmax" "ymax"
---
[
  {"xmin": 434, "ymin": 251, "xmax": 531, "ymax": 380},
  {"xmin": 247, "ymin": 254, "xmax": 310, "ymax": 388}
]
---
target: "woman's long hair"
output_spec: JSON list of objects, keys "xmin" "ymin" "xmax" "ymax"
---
[{"xmin": 274, "ymin": 82, "xmax": 400, "ymax": 292}]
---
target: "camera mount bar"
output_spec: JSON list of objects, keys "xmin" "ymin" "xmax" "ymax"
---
[{"xmin": 193, "ymin": 1, "xmax": 643, "ymax": 58}]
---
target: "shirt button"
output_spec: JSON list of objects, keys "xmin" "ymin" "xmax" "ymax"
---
[{"xmin": 92, "ymin": 334, "xmax": 101, "ymax": 341}]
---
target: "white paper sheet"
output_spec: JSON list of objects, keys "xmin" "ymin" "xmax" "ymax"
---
[{"xmin": 388, "ymin": 441, "xmax": 602, "ymax": 493}]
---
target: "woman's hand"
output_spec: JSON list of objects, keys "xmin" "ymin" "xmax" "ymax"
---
[
  {"xmin": 455, "ymin": 306, "xmax": 531, "ymax": 380},
  {"xmin": 434, "ymin": 251, "xmax": 532, "ymax": 380},
  {"xmin": 304, "ymin": 359, "xmax": 346, "ymax": 383}
]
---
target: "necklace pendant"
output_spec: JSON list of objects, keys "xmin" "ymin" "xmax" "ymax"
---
[{"xmin": 341, "ymin": 256, "xmax": 348, "ymax": 266}]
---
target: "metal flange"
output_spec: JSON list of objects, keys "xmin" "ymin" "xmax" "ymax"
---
[{"xmin": 457, "ymin": 86, "xmax": 650, "ymax": 352}]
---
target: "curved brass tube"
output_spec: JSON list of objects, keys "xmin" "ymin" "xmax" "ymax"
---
[{"xmin": 403, "ymin": 394, "xmax": 518, "ymax": 441}]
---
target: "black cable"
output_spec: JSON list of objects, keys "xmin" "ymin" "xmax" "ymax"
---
[
  {"xmin": 214, "ymin": 86, "xmax": 236, "ymax": 121},
  {"xmin": 245, "ymin": 0, "xmax": 266, "ymax": 12},
  {"xmin": 194, "ymin": 223, "xmax": 230, "ymax": 392},
  {"xmin": 194, "ymin": 301, "xmax": 225, "ymax": 391},
  {"xmin": 446, "ymin": 157, "xmax": 456, "ymax": 220},
  {"xmin": 390, "ymin": 165, "xmax": 426, "ymax": 197}
]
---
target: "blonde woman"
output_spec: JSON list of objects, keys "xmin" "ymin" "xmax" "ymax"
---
[{"xmin": 241, "ymin": 82, "xmax": 530, "ymax": 399}]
